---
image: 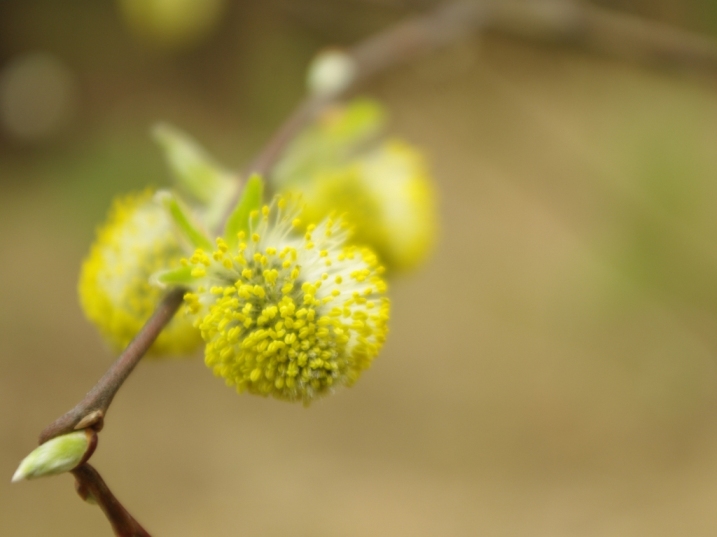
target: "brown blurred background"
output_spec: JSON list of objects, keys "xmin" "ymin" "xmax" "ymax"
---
[{"xmin": 4, "ymin": 0, "xmax": 717, "ymax": 535}]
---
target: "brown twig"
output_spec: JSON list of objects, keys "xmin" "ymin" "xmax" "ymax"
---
[
  {"xmin": 349, "ymin": 0, "xmax": 486, "ymax": 79},
  {"xmin": 73, "ymin": 464, "xmax": 151, "ymax": 537},
  {"xmin": 485, "ymin": 0, "xmax": 717, "ymax": 70},
  {"xmin": 224, "ymin": 0, "xmax": 717, "ymax": 225},
  {"xmin": 32, "ymin": 0, "xmax": 717, "ymax": 535},
  {"xmin": 224, "ymin": 0, "xmax": 487, "ymax": 223},
  {"xmin": 244, "ymin": 97, "xmax": 325, "ymax": 180},
  {"xmin": 39, "ymin": 288, "xmax": 185, "ymax": 444}
]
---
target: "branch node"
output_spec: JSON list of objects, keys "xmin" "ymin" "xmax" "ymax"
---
[{"xmin": 75, "ymin": 410, "xmax": 104, "ymax": 431}]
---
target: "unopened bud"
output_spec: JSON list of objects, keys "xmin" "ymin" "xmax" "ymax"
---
[
  {"xmin": 11, "ymin": 430, "xmax": 96, "ymax": 483},
  {"xmin": 306, "ymin": 49, "xmax": 356, "ymax": 97}
]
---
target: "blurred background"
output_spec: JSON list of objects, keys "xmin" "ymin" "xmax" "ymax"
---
[{"xmin": 4, "ymin": 0, "xmax": 717, "ymax": 535}]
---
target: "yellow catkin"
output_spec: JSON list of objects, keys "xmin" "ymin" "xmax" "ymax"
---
[
  {"xmin": 285, "ymin": 140, "xmax": 437, "ymax": 273},
  {"xmin": 185, "ymin": 196, "xmax": 390, "ymax": 404},
  {"xmin": 78, "ymin": 190, "xmax": 202, "ymax": 356}
]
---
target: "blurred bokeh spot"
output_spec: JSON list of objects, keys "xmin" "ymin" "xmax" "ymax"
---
[
  {"xmin": 0, "ymin": 52, "xmax": 77, "ymax": 143},
  {"xmin": 117, "ymin": 0, "xmax": 227, "ymax": 50}
]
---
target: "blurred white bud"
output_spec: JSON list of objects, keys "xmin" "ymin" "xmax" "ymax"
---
[
  {"xmin": 0, "ymin": 52, "xmax": 77, "ymax": 143},
  {"xmin": 306, "ymin": 49, "xmax": 357, "ymax": 97}
]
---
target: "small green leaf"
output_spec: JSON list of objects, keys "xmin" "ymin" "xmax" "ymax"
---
[
  {"xmin": 272, "ymin": 98, "xmax": 386, "ymax": 189},
  {"xmin": 224, "ymin": 174, "xmax": 264, "ymax": 248},
  {"xmin": 152, "ymin": 266, "xmax": 196, "ymax": 287},
  {"xmin": 157, "ymin": 191, "xmax": 214, "ymax": 251},
  {"xmin": 153, "ymin": 123, "xmax": 234, "ymax": 205}
]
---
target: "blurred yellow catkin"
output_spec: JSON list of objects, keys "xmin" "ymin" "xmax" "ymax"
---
[
  {"xmin": 273, "ymin": 99, "xmax": 437, "ymax": 273},
  {"xmin": 184, "ymin": 194, "xmax": 390, "ymax": 404},
  {"xmin": 78, "ymin": 190, "xmax": 201, "ymax": 356}
]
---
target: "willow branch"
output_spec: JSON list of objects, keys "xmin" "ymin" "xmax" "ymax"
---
[
  {"xmin": 39, "ymin": 288, "xmax": 185, "ymax": 444},
  {"xmin": 485, "ymin": 0, "xmax": 717, "ymax": 70},
  {"xmin": 228, "ymin": 0, "xmax": 717, "ymax": 225},
  {"xmin": 229, "ymin": 0, "xmax": 487, "ymax": 217},
  {"xmin": 73, "ymin": 464, "xmax": 151, "ymax": 537}
]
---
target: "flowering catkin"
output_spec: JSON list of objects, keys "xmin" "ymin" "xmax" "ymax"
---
[
  {"xmin": 184, "ymin": 196, "xmax": 390, "ymax": 403},
  {"xmin": 297, "ymin": 139, "xmax": 436, "ymax": 272},
  {"xmin": 78, "ymin": 190, "xmax": 201, "ymax": 356},
  {"xmin": 273, "ymin": 99, "xmax": 437, "ymax": 272}
]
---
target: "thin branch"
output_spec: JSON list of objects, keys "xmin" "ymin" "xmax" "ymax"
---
[
  {"xmin": 349, "ymin": 0, "xmax": 486, "ymax": 79},
  {"xmin": 244, "ymin": 97, "xmax": 325, "ymax": 180},
  {"xmin": 225, "ymin": 0, "xmax": 717, "ymax": 226},
  {"xmin": 72, "ymin": 464, "xmax": 151, "ymax": 537},
  {"xmin": 226, "ymin": 0, "xmax": 487, "ymax": 223},
  {"xmin": 39, "ymin": 288, "xmax": 185, "ymax": 444},
  {"xmin": 249, "ymin": 1, "xmax": 487, "ymax": 179},
  {"xmin": 484, "ymin": 0, "xmax": 717, "ymax": 70},
  {"xmin": 583, "ymin": 2, "xmax": 717, "ymax": 70}
]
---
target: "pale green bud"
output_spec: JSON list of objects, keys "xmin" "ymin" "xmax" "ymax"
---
[{"xmin": 11, "ymin": 430, "xmax": 96, "ymax": 483}]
